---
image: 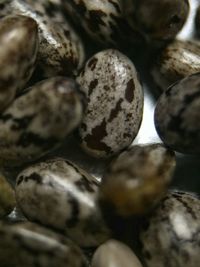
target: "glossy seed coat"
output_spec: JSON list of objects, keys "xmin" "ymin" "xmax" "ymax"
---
[
  {"xmin": 140, "ymin": 191, "xmax": 200, "ymax": 267},
  {"xmin": 0, "ymin": 15, "xmax": 38, "ymax": 111},
  {"xmin": 0, "ymin": 173, "xmax": 15, "ymax": 218},
  {"xmin": 154, "ymin": 73, "xmax": 200, "ymax": 154},
  {"xmin": 151, "ymin": 40, "xmax": 200, "ymax": 92},
  {"xmin": 62, "ymin": 0, "xmax": 143, "ymax": 47},
  {"xmin": 0, "ymin": 222, "xmax": 87, "ymax": 267},
  {"xmin": 133, "ymin": 0, "xmax": 189, "ymax": 43},
  {"xmin": 0, "ymin": 77, "xmax": 84, "ymax": 166},
  {"xmin": 77, "ymin": 49, "xmax": 143, "ymax": 158},
  {"xmin": 92, "ymin": 239, "xmax": 143, "ymax": 267},
  {"xmin": 0, "ymin": 0, "xmax": 85, "ymax": 77},
  {"xmin": 99, "ymin": 144, "xmax": 176, "ymax": 216},
  {"xmin": 15, "ymin": 159, "xmax": 111, "ymax": 247}
]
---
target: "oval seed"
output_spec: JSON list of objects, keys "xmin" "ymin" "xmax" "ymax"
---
[
  {"xmin": 0, "ymin": 173, "xmax": 15, "ymax": 218},
  {"xmin": 151, "ymin": 40, "xmax": 200, "ymax": 92},
  {"xmin": 154, "ymin": 73, "xmax": 200, "ymax": 154},
  {"xmin": 0, "ymin": 222, "xmax": 87, "ymax": 267},
  {"xmin": 77, "ymin": 49, "xmax": 143, "ymax": 158},
  {"xmin": 15, "ymin": 158, "xmax": 111, "ymax": 247},
  {"xmin": 0, "ymin": 77, "xmax": 84, "ymax": 166},
  {"xmin": 133, "ymin": 0, "xmax": 189, "ymax": 43},
  {"xmin": 99, "ymin": 144, "xmax": 176, "ymax": 216},
  {"xmin": 0, "ymin": 0, "xmax": 85, "ymax": 77},
  {"xmin": 140, "ymin": 191, "xmax": 200, "ymax": 267},
  {"xmin": 0, "ymin": 15, "xmax": 38, "ymax": 111},
  {"xmin": 92, "ymin": 239, "xmax": 143, "ymax": 267}
]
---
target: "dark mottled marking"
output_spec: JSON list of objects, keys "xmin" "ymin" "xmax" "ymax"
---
[
  {"xmin": 24, "ymin": 173, "xmax": 42, "ymax": 184},
  {"xmin": 88, "ymin": 79, "xmax": 98, "ymax": 96},
  {"xmin": 17, "ymin": 132, "xmax": 58, "ymax": 148},
  {"xmin": 87, "ymin": 57, "xmax": 98, "ymax": 71},
  {"xmin": 16, "ymin": 175, "xmax": 24, "ymax": 186},
  {"xmin": 87, "ymin": 10, "xmax": 107, "ymax": 32},
  {"xmin": 125, "ymin": 79, "xmax": 135, "ymax": 103},
  {"xmin": 84, "ymin": 119, "xmax": 111, "ymax": 153},
  {"xmin": 108, "ymin": 99, "xmax": 123, "ymax": 122},
  {"xmin": 66, "ymin": 193, "xmax": 79, "ymax": 228},
  {"xmin": 108, "ymin": 0, "xmax": 121, "ymax": 14},
  {"xmin": 11, "ymin": 115, "xmax": 35, "ymax": 131},
  {"xmin": 75, "ymin": 177, "xmax": 96, "ymax": 193},
  {"xmin": 76, "ymin": 0, "xmax": 87, "ymax": 16}
]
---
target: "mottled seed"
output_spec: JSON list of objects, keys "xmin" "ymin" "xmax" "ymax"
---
[
  {"xmin": 0, "ymin": 0, "xmax": 85, "ymax": 77},
  {"xmin": 0, "ymin": 77, "xmax": 84, "ymax": 166},
  {"xmin": 132, "ymin": 0, "xmax": 189, "ymax": 43},
  {"xmin": 91, "ymin": 239, "xmax": 143, "ymax": 267},
  {"xmin": 0, "ymin": 222, "xmax": 87, "ymax": 267},
  {"xmin": 99, "ymin": 144, "xmax": 176, "ymax": 216},
  {"xmin": 0, "ymin": 173, "xmax": 15, "ymax": 218},
  {"xmin": 62, "ymin": 0, "xmax": 143, "ymax": 47},
  {"xmin": 154, "ymin": 73, "xmax": 200, "ymax": 154},
  {"xmin": 0, "ymin": 15, "xmax": 38, "ymax": 111},
  {"xmin": 15, "ymin": 158, "xmax": 111, "ymax": 247},
  {"xmin": 151, "ymin": 40, "xmax": 200, "ymax": 92},
  {"xmin": 77, "ymin": 49, "xmax": 143, "ymax": 158},
  {"xmin": 140, "ymin": 191, "xmax": 200, "ymax": 267}
]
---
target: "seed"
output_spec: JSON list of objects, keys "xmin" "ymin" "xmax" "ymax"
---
[
  {"xmin": 140, "ymin": 191, "xmax": 200, "ymax": 267},
  {"xmin": 99, "ymin": 144, "xmax": 176, "ymax": 216},
  {"xmin": 15, "ymin": 158, "xmax": 111, "ymax": 247},
  {"xmin": 154, "ymin": 73, "xmax": 200, "ymax": 154},
  {"xmin": 77, "ymin": 49, "xmax": 143, "ymax": 158}
]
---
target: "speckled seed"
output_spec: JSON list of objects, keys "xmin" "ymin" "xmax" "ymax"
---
[
  {"xmin": 154, "ymin": 73, "xmax": 200, "ymax": 154},
  {"xmin": 195, "ymin": 5, "xmax": 200, "ymax": 36},
  {"xmin": 99, "ymin": 144, "xmax": 176, "ymax": 216},
  {"xmin": 0, "ymin": 77, "xmax": 84, "ymax": 166},
  {"xmin": 91, "ymin": 239, "xmax": 143, "ymax": 267},
  {"xmin": 15, "ymin": 159, "xmax": 111, "ymax": 247},
  {"xmin": 0, "ymin": 0, "xmax": 85, "ymax": 77},
  {"xmin": 0, "ymin": 173, "xmax": 15, "ymax": 218},
  {"xmin": 0, "ymin": 15, "xmax": 38, "ymax": 111},
  {"xmin": 77, "ymin": 49, "xmax": 143, "ymax": 158},
  {"xmin": 133, "ymin": 0, "xmax": 189, "ymax": 43},
  {"xmin": 62, "ymin": 0, "xmax": 143, "ymax": 47},
  {"xmin": 140, "ymin": 191, "xmax": 200, "ymax": 267},
  {"xmin": 151, "ymin": 40, "xmax": 200, "ymax": 92},
  {"xmin": 0, "ymin": 222, "xmax": 87, "ymax": 267}
]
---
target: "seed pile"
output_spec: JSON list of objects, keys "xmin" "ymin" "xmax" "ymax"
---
[{"xmin": 0, "ymin": 0, "xmax": 199, "ymax": 267}]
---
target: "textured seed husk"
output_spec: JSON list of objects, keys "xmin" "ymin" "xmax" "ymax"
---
[
  {"xmin": 99, "ymin": 143, "xmax": 176, "ymax": 216},
  {"xmin": 0, "ymin": 173, "xmax": 15, "ymax": 218},
  {"xmin": 151, "ymin": 40, "xmax": 200, "ymax": 92},
  {"xmin": 140, "ymin": 191, "xmax": 200, "ymax": 267},
  {"xmin": 154, "ymin": 73, "xmax": 200, "ymax": 154},
  {"xmin": 0, "ymin": 221, "xmax": 87, "ymax": 267},
  {"xmin": 0, "ymin": 0, "xmax": 85, "ymax": 77},
  {"xmin": 15, "ymin": 158, "xmax": 111, "ymax": 247},
  {"xmin": 132, "ymin": 0, "xmax": 190, "ymax": 43},
  {"xmin": 0, "ymin": 77, "xmax": 84, "ymax": 166},
  {"xmin": 61, "ymin": 0, "xmax": 144, "ymax": 48},
  {"xmin": 0, "ymin": 14, "xmax": 38, "ymax": 111},
  {"xmin": 77, "ymin": 49, "xmax": 144, "ymax": 158}
]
